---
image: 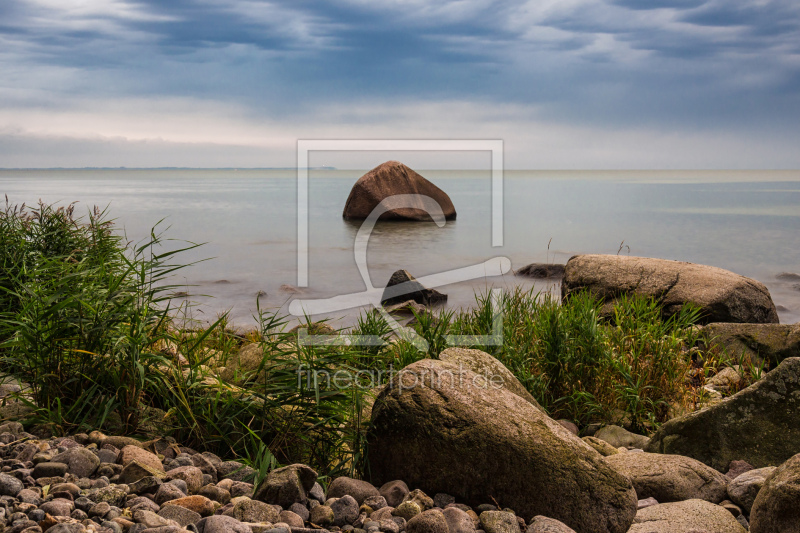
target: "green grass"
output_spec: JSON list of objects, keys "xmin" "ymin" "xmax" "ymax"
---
[
  {"xmin": 1, "ymin": 199, "xmax": 715, "ymax": 479},
  {"xmin": 0, "ymin": 199, "xmax": 199, "ymax": 432},
  {"xmin": 402, "ymin": 287, "xmax": 704, "ymax": 431}
]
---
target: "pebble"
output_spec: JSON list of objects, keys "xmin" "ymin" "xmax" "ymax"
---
[
  {"xmin": 406, "ymin": 509, "xmax": 448, "ymax": 533},
  {"xmin": 0, "ymin": 428, "xmax": 775, "ymax": 533},
  {"xmin": 393, "ymin": 501, "xmax": 421, "ymax": 521},
  {"xmin": 328, "ymin": 478, "xmax": 381, "ymax": 505},
  {"xmin": 310, "ymin": 504, "xmax": 335, "ymax": 526},
  {"xmin": 378, "ymin": 481, "xmax": 408, "ymax": 508},
  {"xmin": 331, "ymin": 495, "xmax": 359, "ymax": 526},
  {"xmin": 158, "ymin": 503, "xmax": 202, "ymax": 527},
  {"xmin": 154, "ymin": 483, "xmax": 186, "ymax": 505},
  {"xmin": 442, "ymin": 507, "xmax": 476, "ymax": 533},
  {"xmin": 231, "ymin": 499, "xmax": 280, "ymax": 524},
  {"xmin": 479, "ymin": 511, "xmax": 520, "ymax": 533}
]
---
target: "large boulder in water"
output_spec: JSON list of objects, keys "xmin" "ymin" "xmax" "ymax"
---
[
  {"xmin": 561, "ymin": 254, "xmax": 779, "ymax": 324},
  {"xmin": 367, "ymin": 359, "xmax": 637, "ymax": 533},
  {"xmin": 700, "ymin": 322, "xmax": 800, "ymax": 366},
  {"xmin": 646, "ymin": 357, "xmax": 800, "ymax": 470},
  {"xmin": 343, "ymin": 161, "xmax": 456, "ymax": 221}
]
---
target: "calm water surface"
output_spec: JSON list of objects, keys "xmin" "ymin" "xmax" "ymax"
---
[{"xmin": 3, "ymin": 169, "xmax": 799, "ymax": 327}]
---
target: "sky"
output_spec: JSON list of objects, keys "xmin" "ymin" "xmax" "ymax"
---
[{"xmin": 1, "ymin": 0, "xmax": 799, "ymax": 169}]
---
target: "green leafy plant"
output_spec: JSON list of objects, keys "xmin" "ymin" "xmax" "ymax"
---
[{"xmin": 0, "ymin": 200, "xmax": 201, "ymax": 433}]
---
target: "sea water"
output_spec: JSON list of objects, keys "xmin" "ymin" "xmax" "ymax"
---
[{"xmin": 3, "ymin": 168, "xmax": 799, "ymax": 327}]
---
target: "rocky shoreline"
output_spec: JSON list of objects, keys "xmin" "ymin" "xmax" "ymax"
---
[
  {"xmin": 2, "ymin": 351, "xmax": 799, "ymax": 533},
  {"xmin": 1, "ymin": 391, "xmax": 798, "ymax": 533}
]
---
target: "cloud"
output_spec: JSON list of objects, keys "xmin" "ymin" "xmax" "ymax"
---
[
  {"xmin": 2, "ymin": 95, "xmax": 799, "ymax": 169},
  {"xmin": 609, "ymin": 0, "xmax": 707, "ymax": 11},
  {"xmin": 0, "ymin": 0, "xmax": 799, "ymax": 168}
]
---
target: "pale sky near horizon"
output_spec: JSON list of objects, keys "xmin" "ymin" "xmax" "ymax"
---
[{"xmin": 1, "ymin": 0, "xmax": 799, "ymax": 169}]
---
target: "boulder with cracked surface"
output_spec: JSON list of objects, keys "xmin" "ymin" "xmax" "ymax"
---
[
  {"xmin": 646, "ymin": 357, "xmax": 800, "ymax": 470},
  {"xmin": 561, "ymin": 254, "xmax": 779, "ymax": 324}
]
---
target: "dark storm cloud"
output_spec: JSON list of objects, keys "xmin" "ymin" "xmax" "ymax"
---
[
  {"xmin": 609, "ymin": 0, "xmax": 708, "ymax": 11},
  {"xmin": 1, "ymin": 0, "xmax": 799, "ymax": 164}
]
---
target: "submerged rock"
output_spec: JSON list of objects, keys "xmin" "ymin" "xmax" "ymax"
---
[
  {"xmin": 514, "ymin": 263, "xmax": 565, "ymax": 280},
  {"xmin": 381, "ymin": 269, "xmax": 447, "ymax": 307},
  {"xmin": 343, "ymin": 161, "xmax": 456, "ymax": 221},
  {"xmin": 367, "ymin": 358, "xmax": 637, "ymax": 532},
  {"xmin": 561, "ymin": 254, "xmax": 779, "ymax": 324},
  {"xmin": 646, "ymin": 357, "xmax": 800, "ymax": 470}
]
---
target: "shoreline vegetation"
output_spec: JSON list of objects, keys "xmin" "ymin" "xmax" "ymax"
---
[{"xmin": 0, "ymin": 200, "xmax": 768, "ymax": 479}]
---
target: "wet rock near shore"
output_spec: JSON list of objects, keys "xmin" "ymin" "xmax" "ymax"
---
[
  {"xmin": 562, "ymin": 254, "xmax": 780, "ymax": 324},
  {"xmin": 381, "ymin": 270, "xmax": 447, "ymax": 307},
  {"xmin": 514, "ymin": 263, "xmax": 565, "ymax": 280}
]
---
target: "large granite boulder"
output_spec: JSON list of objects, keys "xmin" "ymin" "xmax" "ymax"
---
[
  {"xmin": 381, "ymin": 269, "xmax": 447, "ymax": 307},
  {"xmin": 646, "ymin": 357, "xmax": 800, "ymax": 470},
  {"xmin": 749, "ymin": 453, "xmax": 800, "ymax": 533},
  {"xmin": 343, "ymin": 161, "xmax": 456, "ymax": 221},
  {"xmin": 438, "ymin": 347, "xmax": 543, "ymax": 411},
  {"xmin": 604, "ymin": 452, "xmax": 728, "ymax": 503},
  {"xmin": 561, "ymin": 255, "xmax": 779, "ymax": 324},
  {"xmin": 701, "ymin": 322, "xmax": 800, "ymax": 366},
  {"xmin": 628, "ymin": 499, "xmax": 746, "ymax": 533},
  {"xmin": 367, "ymin": 359, "xmax": 637, "ymax": 533}
]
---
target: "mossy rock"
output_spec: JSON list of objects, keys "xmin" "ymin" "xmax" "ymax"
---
[
  {"xmin": 368, "ymin": 358, "xmax": 637, "ymax": 532},
  {"xmin": 700, "ymin": 322, "xmax": 800, "ymax": 366},
  {"xmin": 750, "ymin": 452, "xmax": 800, "ymax": 533},
  {"xmin": 438, "ymin": 347, "xmax": 543, "ymax": 411},
  {"xmin": 219, "ymin": 343, "xmax": 266, "ymax": 383},
  {"xmin": 646, "ymin": 357, "xmax": 800, "ymax": 470},
  {"xmin": 288, "ymin": 322, "xmax": 336, "ymax": 336}
]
